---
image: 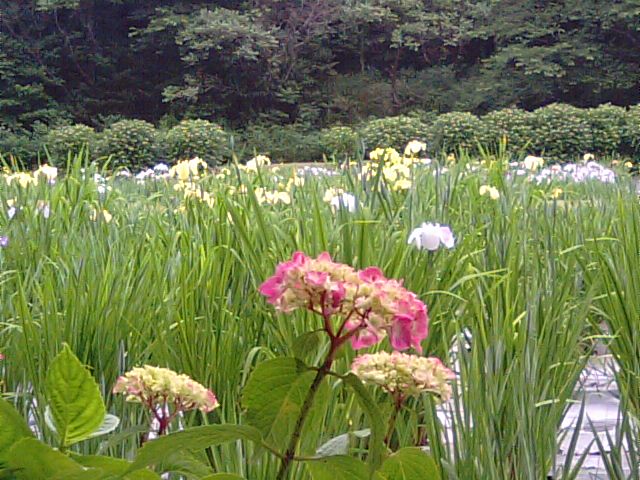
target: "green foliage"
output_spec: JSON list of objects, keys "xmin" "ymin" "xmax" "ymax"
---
[
  {"xmin": 324, "ymin": 72, "xmax": 395, "ymax": 123},
  {"xmin": 623, "ymin": 104, "xmax": 640, "ymax": 157},
  {"xmin": 5, "ymin": 438, "xmax": 88, "ymax": 479},
  {"xmin": 0, "ymin": 398, "xmax": 33, "ymax": 464},
  {"xmin": 318, "ymin": 126, "xmax": 360, "ymax": 160},
  {"xmin": 358, "ymin": 116, "xmax": 428, "ymax": 152},
  {"xmin": 242, "ymin": 357, "xmax": 329, "ymax": 453},
  {"xmin": 0, "ymin": 149, "xmax": 638, "ymax": 478},
  {"xmin": 5, "ymin": 438, "xmax": 160, "ymax": 479},
  {"xmin": 97, "ymin": 120, "xmax": 158, "ymax": 168},
  {"xmin": 1, "ymin": 1, "xmax": 640, "ymax": 130},
  {"xmin": 305, "ymin": 456, "xmax": 376, "ymax": 480},
  {"xmin": 377, "ymin": 448, "xmax": 440, "ymax": 480},
  {"xmin": 44, "ymin": 124, "xmax": 96, "ymax": 160},
  {"xmin": 585, "ymin": 104, "xmax": 626, "ymax": 155},
  {"xmin": 240, "ymin": 124, "xmax": 323, "ymax": 162},
  {"xmin": 164, "ymin": 119, "xmax": 230, "ymax": 165},
  {"xmin": 429, "ymin": 112, "xmax": 483, "ymax": 153},
  {"xmin": 128, "ymin": 425, "xmax": 263, "ymax": 472},
  {"xmin": 0, "ymin": 126, "xmax": 40, "ymax": 163},
  {"xmin": 529, "ymin": 104, "xmax": 593, "ymax": 160},
  {"xmin": 479, "ymin": 108, "xmax": 535, "ymax": 152},
  {"xmin": 44, "ymin": 344, "xmax": 106, "ymax": 448}
]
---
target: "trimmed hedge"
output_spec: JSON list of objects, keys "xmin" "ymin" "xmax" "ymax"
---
[
  {"xmin": 357, "ymin": 115, "xmax": 429, "ymax": 151},
  {"xmin": 479, "ymin": 108, "xmax": 535, "ymax": 152},
  {"xmin": 3, "ymin": 103, "xmax": 639, "ymax": 168},
  {"xmin": 528, "ymin": 103, "xmax": 592, "ymax": 160},
  {"xmin": 44, "ymin": 124, "xmax": 97, "ymax": 160},
  {"xmin": 429, "ymin": 111, "xmax": 483, "ymax": 152},
  {"xmin": 164, "ymin": 119, "xmax": 229, "ymax": 165},
  {"xmin": 96, "ymin": 119, "xmax": 158, "ymax": 168},
  {"xmin": 318, "ymin": 126, "xmax": 360, "ymax": 160},
  {"xmin": 624, "ymin": 105, "xmax": 640, "ymax": 155}
]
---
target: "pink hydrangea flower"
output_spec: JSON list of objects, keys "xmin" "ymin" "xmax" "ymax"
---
[{"xmin": 259, "ymin": 252, "xmax": 429, "ymax": 353}]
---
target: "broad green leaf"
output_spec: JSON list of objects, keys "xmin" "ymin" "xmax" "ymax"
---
[
  {"xmin": 128, "ymin": 424, "xmax": 262, "ymax": 472},
  {"xmin": 377, "ymin": 448, "xmax": 440, "ymax": 480},
  {"xmin": 44, "ymin": 344, "xmax": 106, "ymax": 447},
  {"xmin": 155, "ymin": 451, "xmax": 213, "ymax": 478},
  {"xmin": 342, "ymin": 373, "xmax": 386, "ymax": 471},
  {"xmin": 6, "ymin": 438, "xmax": 85, "ymax": 479},
  {"xmin": 71, "ymin": 454, "xmax": 161, "ymax": 479},
  {"xmin": 306, "ymin": 455, "xmax": 383, "ymax": 480},
  {"xmin": 242, "ymin": 357, "xmax": 326, "ymax": 451},
  {"xmin": 0, "ymin": 398, "xmax": 33, "ymax": 464}
]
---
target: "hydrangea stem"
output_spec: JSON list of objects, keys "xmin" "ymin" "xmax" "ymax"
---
[
  {"xmin": 384, "ymin": 393, "xmax": 405, "ymax": 448},
  {"xmin": 276, "ymin": 343, "xmax": 337, "ymax": 480}
]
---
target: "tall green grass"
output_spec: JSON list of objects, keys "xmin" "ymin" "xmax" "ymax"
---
[{"xmin": 0, "ymin": 151, "xmax": 636, "ymax": 478}]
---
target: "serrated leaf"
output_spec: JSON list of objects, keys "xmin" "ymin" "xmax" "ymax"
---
[
  {"xmin": 44, "ymin": 345, "xmax": 106, "ymax": 447},
  {"xmin": 6, "ymin": 438, "xmax": 85, "ymax": 479},
  {"xmin": 377, "ymin": 448, "xmax": 440, "ymax": 480},
  {"xmin": 242, "ymin": 357, "xmax": 325, "ymax": 452},
  {"xmin": 128, "ymin": 424, "xmax": 263, "ymax": 472},
  {"xmin": 0, "ymin": 398, "xmax": 33, "ymax": 464},
  {"xmin": 306, "ymin": 455, "xmax": 383, "ymax": 480}
]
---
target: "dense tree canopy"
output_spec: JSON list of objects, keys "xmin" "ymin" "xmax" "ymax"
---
[{"xmin": 1, "ymin": 0, "xmax": 639, "ymax": 131}]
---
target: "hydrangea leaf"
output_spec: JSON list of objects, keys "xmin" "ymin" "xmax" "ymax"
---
[
  {"xmin": 377, "ymin": 448, "xmax": 441, "ymax": 480},
  {"xmin": 6, "ymin": 438, "xmax": 86, "ymax": 479},
  {"xmin": 128, "ymin": 424, "xmax": 263, "ymax": 472},
  {"xmin": 305, "ymin": 455, "xmax": 384, "ymax": 480},
  {"xmin": 242, "ymin": 357, "xmax": 329, "ymax": 453},
  {"xmin": 0, "ymin": 397, "xmax": 33, "ymax": 464},
  {"xmin": 44, "ymin": 344, "xmax": 106, "ymax": 447}
]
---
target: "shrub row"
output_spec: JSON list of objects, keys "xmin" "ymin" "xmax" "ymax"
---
[
  {"xmin": 356, "ymin": 104, "xmax": 640, "ymax": 161},
  {"xmin": 1, "ymin": 103, "xmax": 639, "ymax": 168}
]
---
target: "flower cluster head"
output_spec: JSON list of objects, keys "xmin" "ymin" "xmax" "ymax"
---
[
  {"xmin": 259, "ymin": 252, "xmax": 428, "ymax": 352},
  {"xmin": 113, "ymin": 365, "xmax": 219, "ymax": 414},
  {"xmin": 407, "ymin": 223, "xmax": 455, "ymax": 251},
  {"xmin": 351, "ymin": 351, "xmax": 455, "ymax": 401}
]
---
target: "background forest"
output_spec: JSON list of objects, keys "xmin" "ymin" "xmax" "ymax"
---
[{"xmin": 1, "ymin": 0, "xmax": 639, "ymax": 132}]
